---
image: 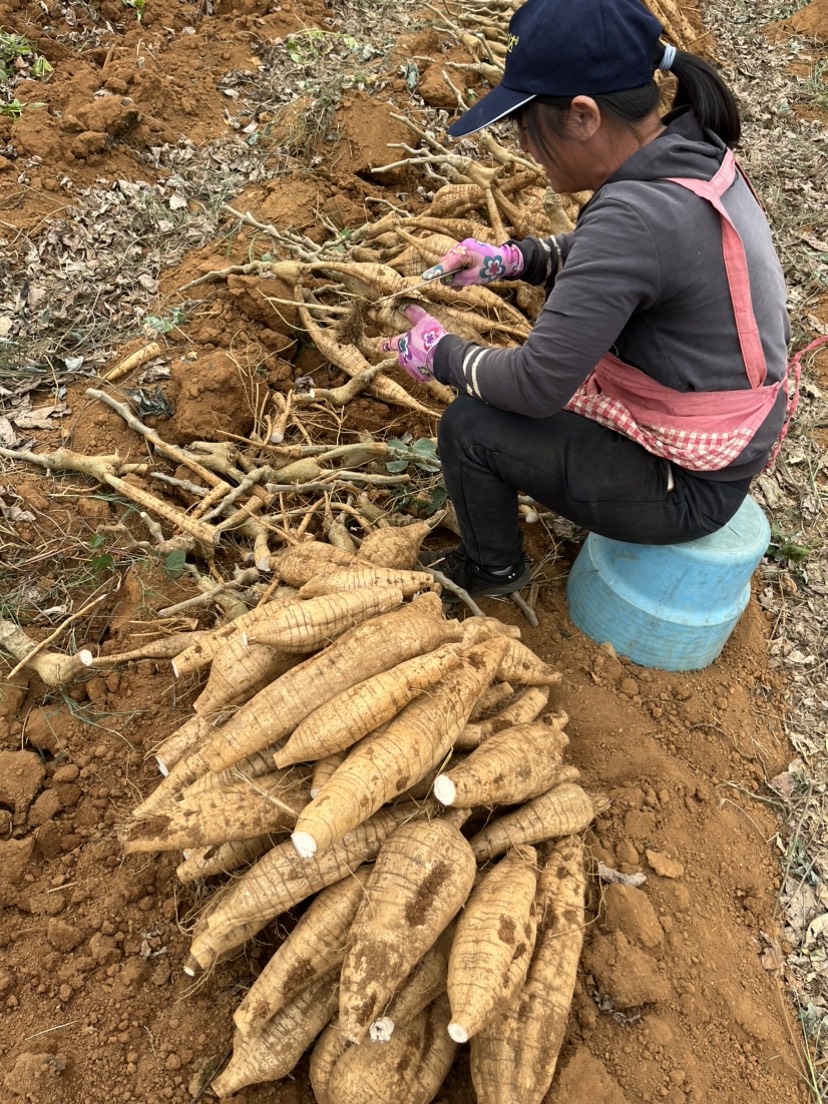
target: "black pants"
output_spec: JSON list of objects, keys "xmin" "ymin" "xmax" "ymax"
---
[{"xmin": 437, "ymin": 396, "xmax": 751, "ymax": 568}]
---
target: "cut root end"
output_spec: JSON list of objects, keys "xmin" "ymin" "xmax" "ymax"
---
[
  {"xmin": 368, "ymin": 1016, "xmax": 395, "ymax": 1043},
  {"xmin": 291, "ymin": 830, "xmax": 318, "ymax": 859},
  {"xmin": 448, "ymin": 1022, "xmax": 469, "ymax": 1044},
  {"xmin": 433, "ymin": 775, "xmax": 457, "ymax": 806}
]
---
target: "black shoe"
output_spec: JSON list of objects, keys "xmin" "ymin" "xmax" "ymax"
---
[{"xmin": 420, "ymin": 546, "xmax": 531, "ymax": 600}]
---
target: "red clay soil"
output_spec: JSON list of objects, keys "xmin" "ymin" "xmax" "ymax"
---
[{"xmin": 0, "ymin": 1, "xmax": 817, "ymax": 1102}]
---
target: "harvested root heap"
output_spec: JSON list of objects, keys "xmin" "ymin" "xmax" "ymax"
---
[
  {"xmin": 119, "ymin": 536, "xmax": 609, "ymax": 1103},
  {"xmin": 182, "ymin": 0, "xmax": 694, "ymax": 428}
]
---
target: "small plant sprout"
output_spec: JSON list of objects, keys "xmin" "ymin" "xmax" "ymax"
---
[
  {"xmin": 122, "ymin": 0, "xmax": 146, "ymax": 21},
  {"xmin": 143, "ymin": 306, "xmax": 187, "ymax": 337},
  {"xmin": 385, "ymin": 436, "xmax": 441, "ymax": 475},
  {"xmin": 283, "ymin": 28, "xmax": 370, "ymax": 65},
  {"xmin": 0, "ymin": 29, "xmax": 53, "ymax": 81},
  {"xmin": 768, "ymin": 525, "xmax": 813, "ymax": 569},
  {"xmin": 385, "ymin": 437, "xmax": 447, "ymax": 517},
  {"xmin": 284, "ymin": 28, "xmax": 329, "ymax": 64},
  {"xmin": 88, "ymin": 533, "xmax": 115, "ymax": 574},
  {"xmin": 0, "ymin": 30, "xmax": 32, "ymax": 59},
  {"xmin": 0, "ymin": 99, "xmax": 23, "ymax": 119},
  {"xmin": 0, "ymin": 98, "xmax": 45, "ymax": 120}
]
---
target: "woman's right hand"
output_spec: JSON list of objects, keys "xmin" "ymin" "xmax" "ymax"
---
[{"xmin": 421, "ymin": 239, "xmax": 524, "ymax": 288}]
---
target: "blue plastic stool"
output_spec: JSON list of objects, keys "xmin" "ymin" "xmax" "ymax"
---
[{"xmin": 565, "ymin": 496, "xmax": 770, "ymax": 671}]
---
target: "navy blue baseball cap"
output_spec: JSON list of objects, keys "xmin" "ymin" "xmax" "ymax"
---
[{"xmin": 448, "ymin": 0, "xmax": 664, "ymax": 137}]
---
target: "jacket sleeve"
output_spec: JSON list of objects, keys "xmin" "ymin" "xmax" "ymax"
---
[
  {"xmin": 510, "ymin": 232, "xmax": 575, "ymax": 287},
  {"xmin": 431, "ymin": 196, "xmax": 662, "ymax": 416}
]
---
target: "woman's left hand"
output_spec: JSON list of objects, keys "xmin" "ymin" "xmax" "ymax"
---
[{"xmin": 382, "ymin": 305, "xmax": 447, "ymax": 382}]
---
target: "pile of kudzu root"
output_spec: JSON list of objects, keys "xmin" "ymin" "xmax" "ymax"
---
[
  {"xmin": 192, "ymin": 128, "xmax": 585, "ymax": 425},
  {"xmin": 119, "ymin": 526, "xmax": 606, "ymax": 1103},
  {"xmin": 186, "ymin": 0, "xmax": 692, "ymax": 428},
  {"xmin": 0, "ymin": 7, "xmax": 694, "ymax": 622}
]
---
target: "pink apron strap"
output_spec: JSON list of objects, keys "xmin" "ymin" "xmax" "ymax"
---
[
  {"xmin": 666, "ymin": 149, "xmax": 768, "ymax": 390},
  {"xmin": 767, "ymin": 334, "xmax": 828, "ymax": 465}
]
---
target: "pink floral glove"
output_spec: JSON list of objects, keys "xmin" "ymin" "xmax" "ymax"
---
[
  {"xmin": 382, "ymin": 305, "xmax": 447, "ymax": 382},
  {"xmin": 421, "ymin": 238, "xmax": 524, "ymax": 287}
]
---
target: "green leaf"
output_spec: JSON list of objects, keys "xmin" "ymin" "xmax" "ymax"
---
[
  {"xmin": 144, "ymin": 314, "xmax": 174, "ymax": 334},
  {"xmin": 781, "ymin": 543, "xmax": 811, "ymax": 563},
  {"xmin": 91, "ymin": 553, "xmax": 114, "ymax": 573},
  {"xmin": 385, "ymin": 458, "xmax": 409, "ymax": 473},
  {"xmin": 425, "ymin": 484, "xmax": 448, "ymax": 515},
  {"xmin": 0, "ymin": 32, "xmax": 32, "ymax": 62},
  {"xmin": 385, "ymin": 437, "xmax": 410, "ymax": 451},
  {"xmin": 164, "ymin": 549, "xmax": 187, "ymax": 578},
  {"xmin": 0, "ymin": 100, "xmax": 24, "ymax": 119},
  {"xmin": 411, "ymin": 437, "xmax": 438, "ymax": 458}
]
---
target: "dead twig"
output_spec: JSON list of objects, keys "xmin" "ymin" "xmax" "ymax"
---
[
  {"xmin": 85, "ymin": 388, "xmax": 229, "ymax": 493},
  {"xmin": 200, "ymin": 469, "xmax": 270, "ymax": 524},
  {"xmin": 0, "ymin": 445, "xmax": 218, "ymax": 549},
  {"xmin": 426, "ymin": 568, "xmax": 485, "ymax": 617},
  {"xmin": 156, "ymin": 573, "xmax": 260, "ymax": 619},
  {"xmin": 508, "ymin": 590, "xmax": 539, "ymax": 628}
]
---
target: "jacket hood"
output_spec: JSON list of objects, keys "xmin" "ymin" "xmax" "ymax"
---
[{"xmin": 604, "ymin": 107, "xmax": 727, "ymax": 186}]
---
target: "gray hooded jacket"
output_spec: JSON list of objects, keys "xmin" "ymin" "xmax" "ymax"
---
[{"xmin": 431, "ymin": 109, "xmax": 791, "ymax": 482}]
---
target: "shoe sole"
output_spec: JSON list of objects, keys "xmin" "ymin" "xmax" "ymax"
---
[{"xmin": 440, "ymin": 565, "xmax": 532, "ymax": 602}]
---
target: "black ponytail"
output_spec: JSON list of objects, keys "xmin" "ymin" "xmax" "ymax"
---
[{"xmin": 665, "ymin": 47, "xmax": 741, "ymax": 148}]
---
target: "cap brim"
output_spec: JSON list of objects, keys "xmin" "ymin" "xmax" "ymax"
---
[{"xmin": 447, "ymin": 85, "xmax": 537, "ymax": 138}]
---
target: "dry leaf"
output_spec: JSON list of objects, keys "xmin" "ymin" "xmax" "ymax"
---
[
  {"xmin": 769, "ymin": 771, "xmax": 796, "ymax": 801},
  {"xmin": 13, "ymin": 406, "xmax": 71, "ymax": 430},
  {"xmin": 760, "ymin": 941, "xmax": 785, "ymax": 973},
  {"xmin": 597, "ymin": 861, "xmax": 647, "ymax": 888},
  {"xmin": 0, "ymin": 416, "xmax": 21, "ymax": 449}
]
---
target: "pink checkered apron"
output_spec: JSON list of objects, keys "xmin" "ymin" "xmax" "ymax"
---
[{"xmin": 564, "ymin": 148, "xmax": 798, "ymax": 471}]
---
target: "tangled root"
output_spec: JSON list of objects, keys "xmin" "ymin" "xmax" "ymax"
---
[{"xmin": 337, "ymin": 298, "xmax": 372, "ymax": 345}]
